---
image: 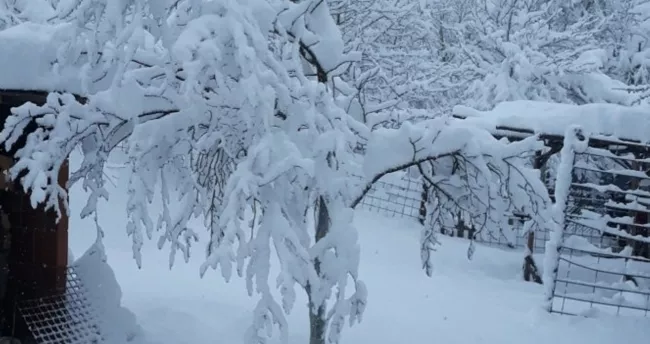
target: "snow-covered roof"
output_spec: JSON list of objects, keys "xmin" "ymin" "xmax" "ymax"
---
[
  {"xmin": 453, "ymin": 101, "xmax": 650, "ymax": 143},
  {"xmin": 0, "ymin": 22, "xmax": 88, "ymax": 95}
]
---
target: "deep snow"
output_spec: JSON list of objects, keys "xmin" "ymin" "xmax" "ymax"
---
[{"xmin": 68, "ymin": 168, "xmax": 650, "ymax": 344}]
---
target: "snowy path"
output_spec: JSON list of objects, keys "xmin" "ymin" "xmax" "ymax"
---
[{"xmin": 69, "ymin": 195, "xmax": 649, "ymax": 344}]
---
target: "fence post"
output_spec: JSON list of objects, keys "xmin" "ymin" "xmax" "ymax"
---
[{"xmin": 543, "ymin": 126, "xmax": 585, "ymax": 312}]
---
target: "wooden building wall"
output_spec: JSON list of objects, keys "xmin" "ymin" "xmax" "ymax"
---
[
  {"xmin": 6, "ymin": 160, "xmax": 69, "ymax": 295},
  {"xmin": 0, "ymin": 91, "xmax": 69, "ymax": 338}
]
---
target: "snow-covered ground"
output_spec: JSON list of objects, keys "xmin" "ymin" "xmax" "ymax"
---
[{"xmin": 67, "ymin": 169, "xmax": 650, "ymax": 344}]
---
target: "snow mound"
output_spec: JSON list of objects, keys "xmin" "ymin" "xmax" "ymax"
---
[{"xmin": 72, "ymin": 244, "xmax": 145, "ymax": 343}]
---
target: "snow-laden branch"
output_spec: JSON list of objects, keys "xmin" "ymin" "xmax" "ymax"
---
[{"xmin": 353, "ymin": 116, "xmax": 552, "ymax": 275}]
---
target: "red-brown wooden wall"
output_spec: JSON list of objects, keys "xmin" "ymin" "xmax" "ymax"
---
[{"xmin": 0, "ymin": 91, "xmax": 69, "ymax": 338}]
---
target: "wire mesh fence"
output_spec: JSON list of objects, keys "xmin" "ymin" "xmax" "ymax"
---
[
  {"xmin": 355, "ymin": 172, "xmax": 424, "ymax": 221},
  {"xmin": 17, "ymin": 267, "xmax": 103, "ymax": 344},
  {"xmin": 548, "ymin": 138, "xmax": 650, "ymax": 317},
  {"xmin": 355, "ymin": 171, "xmax": 550, "ymax": 251},
  {"xmin": 466, "ymin": 217, "xmax": 551, "ymax": 252},
  {"xmin": 356, "ymin": 129, "xmax": 650, "ymax": 318},
  {"xmin": 550, "ymin": 247, "xmax": 650, "ymax": 316},
  {"xmin": 355, "ymin": 173, "xmax": 628, "ymax": 254}
]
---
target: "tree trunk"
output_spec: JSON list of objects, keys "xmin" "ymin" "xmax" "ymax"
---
[
  {"xmin": 418, "ymin": 183, "xmax": 429, "ymax": 226},
  {"xmin": 523, "ymin": 232, "xmax": 542, "ymax": 284},
  {"xmin": 309, "ymin": 303, "xmax": 327, "ymax": 344},
  {"xmin": 307, "ymin": 196, "xmax": 330, "ymax": 344}
]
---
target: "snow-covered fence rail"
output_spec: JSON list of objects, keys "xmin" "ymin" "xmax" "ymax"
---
[{"xmin": 547, "ymin": 130, "xmax": 650, "ymax": 317}]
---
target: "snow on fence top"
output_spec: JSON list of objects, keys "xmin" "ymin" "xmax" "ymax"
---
[
  {"xmin": 0, "ymin": 23, "xmax": 91, "ymax": 94},
  {"xmin": 453, "ymin": 101, "xmax": 650, "ymax": 143}
]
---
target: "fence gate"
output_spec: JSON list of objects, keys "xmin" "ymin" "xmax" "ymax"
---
[{"xmin": 548, "ymin": 129, "xmax": 650, "ymax": 317}]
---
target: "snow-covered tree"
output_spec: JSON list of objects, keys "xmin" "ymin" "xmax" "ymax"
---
[
  {"xmin": 455, "ymin": 0, "xmax": 611, "ymax": 108},
  {"xmin": 0, "ymin": 0, "xmax": 555, "ymax": 343},
  {"xmin": 611, "ymin": 1, "xmax": 650, "ymax": 86},
  {"xmin": 332, "ymin": 0, "xmax": 641, "ymax": 121},
  {"xmin": 592, "ymin": 0, "xmax": 650, "ymax": 103},
  {"xmin": 329, "ymin": 0, "xmax": 451, "ymax": 120},
  {"xmin": 1, "ymin": 1, "xmax": 366, "ymax": 343}
]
